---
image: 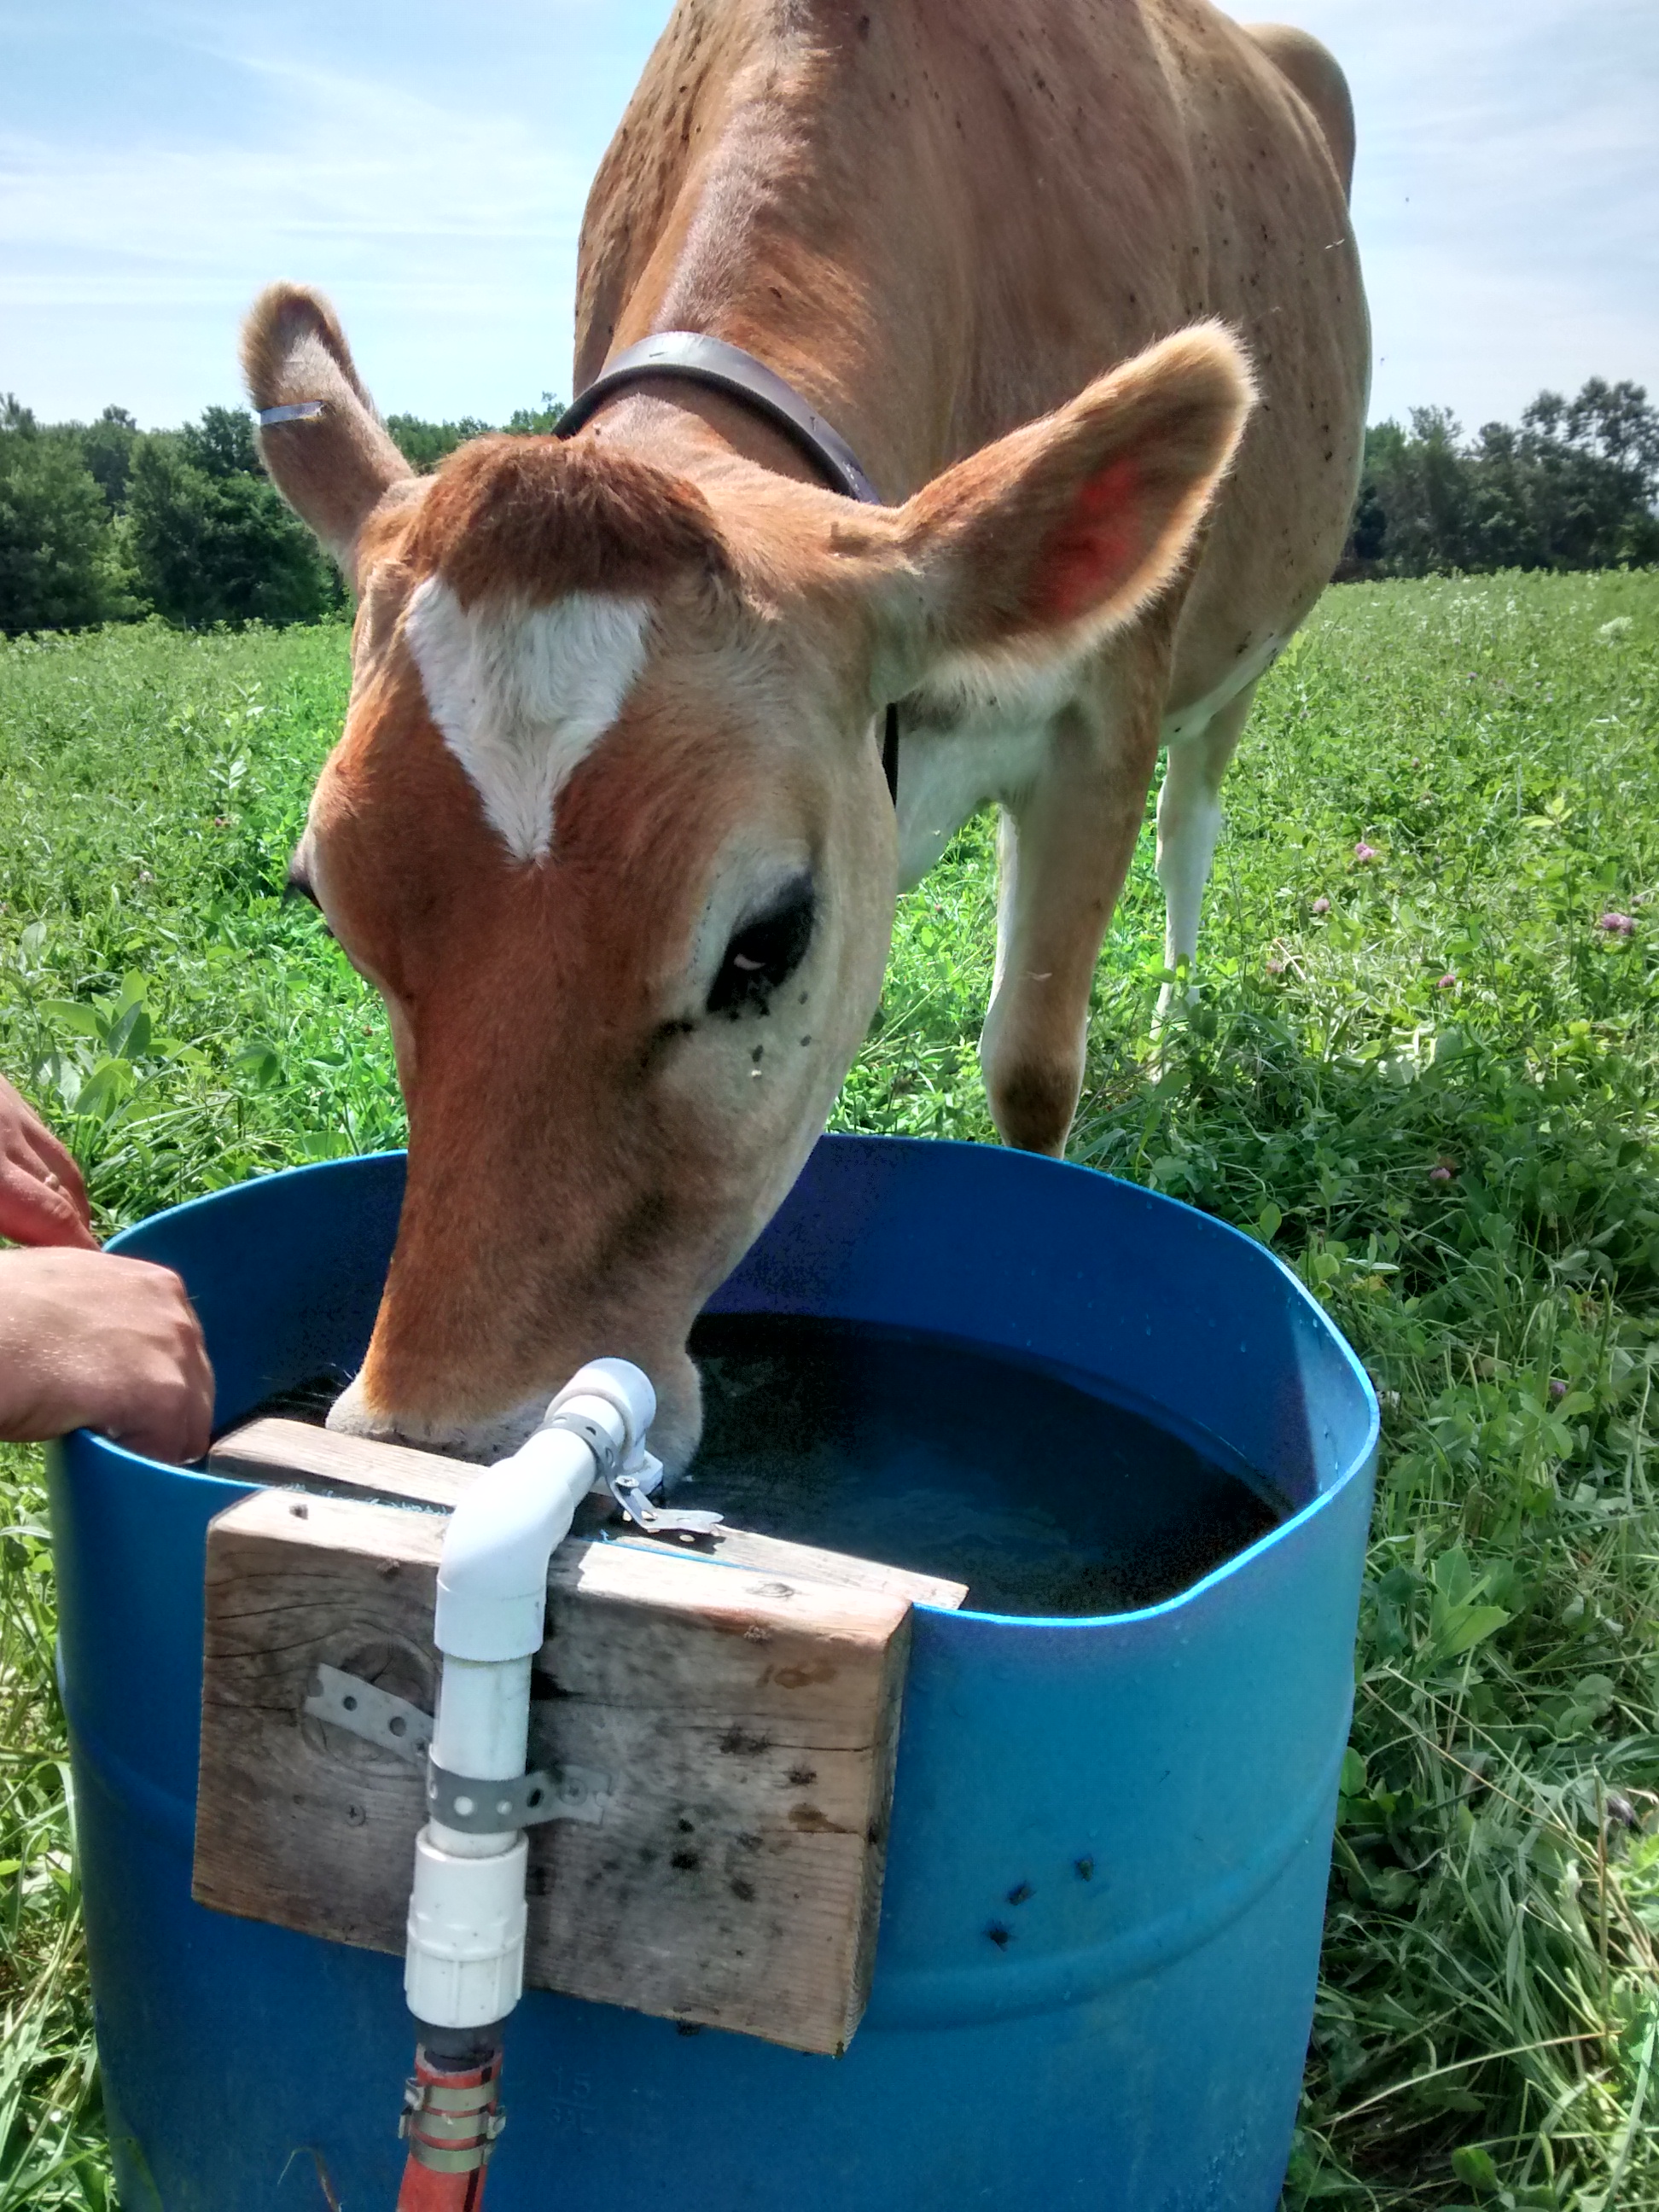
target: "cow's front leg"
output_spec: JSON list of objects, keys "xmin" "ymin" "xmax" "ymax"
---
[{"xmin": 980, "ymin": 696, "xmax": 1161, "ymax": 1157}]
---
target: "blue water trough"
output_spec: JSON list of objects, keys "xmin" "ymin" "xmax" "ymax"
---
[{"xmin": 51, "ymin": 1133, "xmax": 1376, "ymax": 2209}]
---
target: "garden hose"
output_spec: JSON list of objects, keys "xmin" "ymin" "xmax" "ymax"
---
[{"xmin": 396, "ymin": 2031, "xmax": 505, "ymax": 2209}]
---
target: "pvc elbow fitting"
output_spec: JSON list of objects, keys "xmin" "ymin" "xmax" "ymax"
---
[
  {"xmin": 432, "ymin": 1358, "xmax": 657, "ymax": 1662},
  {"xmin": 434, "ymin": 1427, "xmax": 597, "ymax": 1662}
]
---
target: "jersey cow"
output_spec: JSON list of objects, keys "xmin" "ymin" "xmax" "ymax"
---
[{"xmin": 248, "ymin": 0, "xmax": 1368, "ymax": 1470}]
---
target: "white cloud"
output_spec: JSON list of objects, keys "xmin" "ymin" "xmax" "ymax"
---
[
  {"xmin": 0, "ymin": 0, "xmax": 644, "ymax": 423},
  {"xmin": 1295, "ymin": 0, "xmax": 1659, "ymax": 422}
]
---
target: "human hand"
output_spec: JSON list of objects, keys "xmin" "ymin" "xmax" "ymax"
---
[
  {"xmin": 0, "ymin": 1248, "xmax": 214, "ymax": 1462},
  {"xmin": 0, "ymin": 1075, "xmax": 96, "ymax": 1249}
]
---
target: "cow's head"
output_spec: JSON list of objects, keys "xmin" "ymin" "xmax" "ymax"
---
[{"xmin": 244, "ymin": 284, "xmax": 1251, "ymax": 1468}]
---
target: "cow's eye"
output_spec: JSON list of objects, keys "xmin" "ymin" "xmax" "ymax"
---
[{"xmin": 708, "ymin": 878, "xmax": 815, "ymax": 1015}]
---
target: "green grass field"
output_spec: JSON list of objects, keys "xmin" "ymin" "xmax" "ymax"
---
[{"xmin": 2, "ymin": 569, "xmax": 1657, "ymax": 2209}]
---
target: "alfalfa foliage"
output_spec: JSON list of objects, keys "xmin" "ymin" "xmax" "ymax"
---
[{"xmin": 0, "ymin": 568, "xmax": 1656, "ymax": 2206}]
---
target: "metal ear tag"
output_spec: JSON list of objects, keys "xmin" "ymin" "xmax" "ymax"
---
[{"xmin": 257, "ymin": 400, "xmax": 326, "ymax": 426}]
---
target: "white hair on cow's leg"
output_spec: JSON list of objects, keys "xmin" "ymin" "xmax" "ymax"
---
[
  {"xmin": 405, "ymin": 576, "xmax": 651, "ymax": 863},
  {"xmin": 1153, "ymin": 679, "xmax": 1257, "ymax": 1022},
  {"xmin": 1155, "ymin": 739, "xmax": 1225, "ymax": 983}
]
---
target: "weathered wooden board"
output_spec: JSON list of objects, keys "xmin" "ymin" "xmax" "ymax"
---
[
  {"xmin": 195, "ymin": 1481, "xmax": 918, "ymax": 2053},
  {"xmin": 208, "ymin": 1416, "xmax": 969, "ymax": 1610},
  {"xmin": 210, "ymin": 1417, "xmax": 474, "ymax": 1510}
]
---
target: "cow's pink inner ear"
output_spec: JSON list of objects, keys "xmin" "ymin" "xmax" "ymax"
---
[{"xmin": 1028, "ymin": 455, "xmax": 1148, "ymax": 626}]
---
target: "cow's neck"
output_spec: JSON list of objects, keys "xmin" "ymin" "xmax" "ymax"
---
[
  {"xmin": 578, "ymin": 288, "xmax": 922, "ymax": 522},
  {"xmin": 567, "ymin": 377, "xmax": 842, "ymax": 509},
  {"xmin": 564, "ymin": 0, "xmax": 1135, "ymax": 884},
  {"xmin": 574, "ymin": 14, "xmax": 963, "ymax": 505}
]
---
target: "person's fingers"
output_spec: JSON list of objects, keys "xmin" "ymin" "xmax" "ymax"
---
[
  {"xmin": 113, "ymin": 1364, "xmax": 215, "ymax": 1463},
  {"xmin": 25, "ymin": 1123, "xmax": 92, "ymax": 1229},
  {"xmin": 106, "ymin": 1267, "xmax": 215, "ymax": 1463},
  {"xmin": 0, "ymin": 1155, "xmax": 101, "ymax": 1250},
  {"xmin": 112, "ymin": 1374, "xmax": 212, "ymax": 1463},
  {"xmin": 0, "ymin": 1248, "xmax": 214, "ymax": 1457},
  {"xmin": 175, "ymin": 1307, "xmax": 217, "ymax": 1461},
  {"xmin": 0, "ymin": 1077, "xmax": 95, "ymax": 1237}
]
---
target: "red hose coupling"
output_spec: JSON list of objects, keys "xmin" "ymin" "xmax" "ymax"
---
[{"xmin": 396, "ymin": 2042, "xmax": 504, "ymax": 2210}]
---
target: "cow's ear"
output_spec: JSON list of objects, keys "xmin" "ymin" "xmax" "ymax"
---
[
  {"xmin": 876, "ymin": 324, "xmax": 1254, "ymax": 691},
  {"xmin": 241, "ymin": 284, "xmax": 413, "ymax": 580}
]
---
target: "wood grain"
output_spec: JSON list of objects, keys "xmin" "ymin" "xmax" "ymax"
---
[
  {"xmin": 207, "ymin": 1417, "xmax": 968, "ymax": 1610},
  {"xmin": 195, "ymin": 1483, "xmax": 916, "ymax": 2052},
  {"xmin": 209, "ymin": 1417, "xmax": 471, "ymax": 1508}
]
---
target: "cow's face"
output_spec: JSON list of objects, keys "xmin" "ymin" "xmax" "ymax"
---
[
  {"xmin": 245, "ymin": 285, "xmax": 1250, "ymax": 1466},
  {"xmin": 288, "ymin": 437, "xmax": 899, "ymax": 1467}
]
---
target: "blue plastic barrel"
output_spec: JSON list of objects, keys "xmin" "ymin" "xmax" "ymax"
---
[{"xmin": 50, "ymin": 1135, "xmax": 1376, "ymax": 2210}]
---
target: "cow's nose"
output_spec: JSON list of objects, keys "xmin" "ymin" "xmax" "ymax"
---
[
  {"xmin": 324, "ymin": 1372, "xmax": 543, "ymax": 1463},
  {"xmin": 324, "ymin": 1350, "xmax": 704, "ymax": 1477},
  {"xmin": 632, "ymin": 1344, "xmax": 701, "ymax": 1481}
]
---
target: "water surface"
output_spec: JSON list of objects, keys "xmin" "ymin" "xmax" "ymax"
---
[
  {"xmin": 679, "ymin": 1313, "xmax": 1286, "ymax": 1616},
  {"xmin": 241, "ymin": 1316, "xmax": 1286, "ymax": 1617}
]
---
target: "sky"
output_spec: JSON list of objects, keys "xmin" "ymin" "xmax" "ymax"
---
[{"xmin": 3, "ymin": 0, "xmax": 1656, "ymax": 436}]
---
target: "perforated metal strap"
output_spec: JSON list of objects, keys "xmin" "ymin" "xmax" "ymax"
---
[
  {"xmin": 425, "ymin": 1756, "xmax": 610, "ymax": 1831},
  {"xmin": 305, "ymin": 1667, "xmax": 611, "ymax": 1829},
  {"xmin": 305, "ymin": 1663, "xmax": 432, "ymax": 1757}
]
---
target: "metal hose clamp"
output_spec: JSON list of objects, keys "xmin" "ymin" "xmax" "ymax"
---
[{"xmin": 400, "ymin": 2075, "xmax": 506, "ymax": 2171}]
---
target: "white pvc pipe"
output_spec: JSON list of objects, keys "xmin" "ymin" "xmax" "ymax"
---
[
  {"xmin": 425, "ymin": 1657, "xmax": 536, "ymax": 1860},
  {"xmin": 434, "ymin": 1423, "xmax": 604, "ymax": 1664},
  {"xmin": 405, "ymin": 1360, "xmax": 657, "ymax": 2030}
]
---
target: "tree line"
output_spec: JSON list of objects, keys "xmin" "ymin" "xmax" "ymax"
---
[
  {"xmin": 2, "ymin": 374, "xmax": 1654, "ymax": 638},
  {"xmin": 1342, "ymin": 378, "xmax": 1659, "ymax": 578},
  {"xmin": 0, "ymin": 393, "xmax": 563, "ymax": 637}
]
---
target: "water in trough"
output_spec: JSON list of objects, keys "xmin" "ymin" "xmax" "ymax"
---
[
  {"xmin": 251, "ymin": 1316, "xmax": 1287, "ymax": 1618},
  {"xmin": 679, "ymin": 1314, "xmax": 1285, "ymax": 1615}
]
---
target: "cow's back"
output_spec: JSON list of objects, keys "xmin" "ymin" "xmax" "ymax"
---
[{"xmin": 575, "ymin": 0, "xmax": 1369, "ymax": 702}]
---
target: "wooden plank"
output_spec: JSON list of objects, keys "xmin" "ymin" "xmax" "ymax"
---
[
  {"xmin": 209, "ymin": 1417, "xmax": 471, "ymax": 1509},
  {"xmin": 194, "ymin": 1484, "xmax": 914, "ymax": 2053},
  {"xmin": 708, "ymin": 1523, "xmax": 964, "ymax": 1610},
  {"xmin": 207, "ymin": 1416, "xmax": 968, "ymax": 1611}
]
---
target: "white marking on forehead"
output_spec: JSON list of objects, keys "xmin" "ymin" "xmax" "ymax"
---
[{"xmin": 405, "ymin": 576, "xmax": 650, "ymax": 862}]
